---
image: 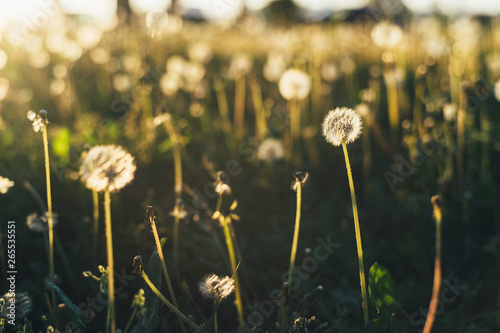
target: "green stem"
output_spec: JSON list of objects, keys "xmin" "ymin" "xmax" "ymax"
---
[
  {"xmin": 92, "ymin": 190, "xmax": 99, "ymax": 268},
  {"xmin": 123, "ymin": 307, "xmax": 138, "ymax": 333},
  {"xmin": 163, "ymin": 114, "xmax": 183, "ymax": 281},
  {"xmin": 220, "ymin": 216, "xmax": 244, "ymax": 329},
  {"xmin": 423, "ymin": 199, "xmax": 442, "ymax": 333},
  {"xmin": 234, "ymin": 75, "xmax": 246, "ymax": 140},
  {"xmin": 141, "ymin": 271, "xmax": 200, "ymax": 330},
  {"xmin": 287, "ymin": 180, "xmax": 302, "ymax": 295},
  {"xmin": 342, "ymin": 140, "xmax": 369, "ymax": 327},
  {"xmin": 42, "ymin": 122, "xmax": 56, "ymax": 318},
  {"xmin": 214, "ymin": 299, "xmax": 218, "ymax": 333},
  {"xmin": 104, "ymin": 190, "xmax": 116, "ymax": 333},
  {"xmin": 150, "ymin": 221, "xmax": 186, "ymax": 333}
]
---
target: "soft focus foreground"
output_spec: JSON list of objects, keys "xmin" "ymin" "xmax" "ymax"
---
[{"xmin": 0, "ymin": 2, "xmax": 499, "ymax": 333}]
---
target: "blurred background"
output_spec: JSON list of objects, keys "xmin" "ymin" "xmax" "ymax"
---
[{"xmin": 1, "ymin": 0, "xmax": 500, "ymax": 332}]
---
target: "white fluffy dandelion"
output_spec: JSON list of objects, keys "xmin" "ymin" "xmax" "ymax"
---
[
  {"xmin": 322, "ymin": 107, "xmax": 362, "ymax": 146},
  {"xmin": 371, "ymin": 21, "xmax": 403, "ymax": 49},
  {"xmin": 279, "ymin": 68, "xmax": 311, "ymax": 100},
  {"xmin": 257, "ymin": 138, "xmax": 285, "ymax": 162},
  {"xmin": 79, "ymin": 145, "xmax": 136, "ymax": 192},
  {"xmin": 199, "ymin": 274, "xmax": 235, "ymax": 299}
]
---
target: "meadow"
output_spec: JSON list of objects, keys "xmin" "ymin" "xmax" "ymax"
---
[{"xmin": 0, "ymin": 4, "xmax": 499, "ymax": 333}]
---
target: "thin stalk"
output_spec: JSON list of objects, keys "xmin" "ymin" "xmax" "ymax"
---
[
  {"xmin": 42, "ymin": 121, "xmax": 56, "ymax": 318},
  {"xmin": 423, "ymin": 197, "xmax": 443, "ymax": 333},
  {"xmin": 214, "ymin": 299, "xmax": 218, "ymax": 333},
  {"xmin": 234, "ymin": 75, "xmax": 246, "ymax": 140},
  {"xmin": 141, "ymin": 271, "xmax": 200, "ymax": 330},
  {"xmin": 289, "ymin": 98, "xmax": 302, "ymax": 165},
  {"xmin": 287, "ymin": 180, "xmax": 302, "ymax": 295},
  {"xmin": 92, "ymin": 190, "xmax": 99, "ymax": 268},
  {"xmin": 220, "ymin": 216, "xmax": 244, "ymax": 329},
  {"xmin": 104, "ymin": 190, "xmax": 116, "ymax": 333},
  {"xmin": 150, "ymin": 221, "xmax": 186, "ymax": 333},
  {"xmin": 386, "ymin": 76, "xmax": 399, "ymax": 146},
  {"xmin": 123, "ymin": 307, "xmax": 138, "ymax": 333},
  {"xmin": 163, "ymin": 114, "xmax": 183, "ymax": 280},
  {"xmin": 214, "ymin": 79, "xmax": 236, "ymax": 151},
  {"xmin": 342, "ymin": 140, "xmax": 369, "ymax": 327}
]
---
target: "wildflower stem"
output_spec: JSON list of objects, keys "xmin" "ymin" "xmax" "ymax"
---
[
  {"xmin": 249, "ymin": 78, "xmax": 267, "ymax": 141},
  {"xmin": 42, "ymin": 121, "xmax": 56, "ymax": 318},
  {"xmin": 149, "ymin": 221, "xmax": 186, "ymax": 333},
  {"xmin": 214, "ymin": 299, "xmax": 218, "ymax": 333},
  {"xmin": 140, "ymin": 271, "xmax": 200, "ymax": 330},
  {"xmin": 220, "ymin": 215, "xmax": 244, "ymax": 329},
  {"xmin": 234, "ymin": 75, "xmax": 246, "ymax": 140},
  {"xmin": 104, "ymin": 190, "xmax": 116, "ymax": 333},
  {"xmin": 287, "ymin": 179, "xmax": 302, "ymax": 296},
  {"xmin": 342, "ymin": 140, "xmax": 369, "ymax": 326},
  {"xmin": 423, "ymin": 197, "xmax": 443, "ymax": 333}
]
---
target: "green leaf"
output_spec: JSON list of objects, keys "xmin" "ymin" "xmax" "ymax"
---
[
  {"xmin": 130, "ymin": 241, "xmax": 165, "ymax": 333},
  {"xmin": 52, "ymin": 127, "xmax": 71, "ymax": 164},
  {"xmin": 368, "ymin": 262, "xmax": 400, "ymax": 313},
  {"xmin": 47, "ymin": 282, "xmax": 86, "ymax": 332}
]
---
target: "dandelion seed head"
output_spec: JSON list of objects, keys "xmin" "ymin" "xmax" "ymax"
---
[
  {"xmin": 257, "ymin": 138, "xmax": 285, "ymax": 162},
  {"xmin": 443, "ymin": 103, "xmax": 458, "ymax": 121},
  {"xmin": 322, "ymin": 107, "xmax": 362, "ymax": 146},
  {"xmin": 1, "ymin": 292, "xmax": 32, "ymax": 319},
  {"xmin": 79, "ymin": 145, "xmax": 136, "ymax": 192},
  {"xmin": 0, "ymin": 176, "xmax": 14, "ymax": 194},
  {"xmin": 199, "ymin": 274, "xmax": 235, "ymax": 299},
  {"xmin": 371, "ymin": 21, "xmax": 403, "ymax": 49},
  {"xmin": 279, "ymin": 69, "xmax": 311, "ymax": 101},
  {"xmin": 27, "ymin": 110, "xmax": 46, "ymax": 133}
]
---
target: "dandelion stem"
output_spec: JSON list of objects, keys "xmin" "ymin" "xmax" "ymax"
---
[
  {"xmin": 287, "ymin": 179, "xmax": 302, "ymax": 296},
  {"xmin": 140, "ymin": 271, "xmax": 200, "ymax": 330},
  {"xmin": 104, "ymin": 190, "xmax": 116, "ymax": 333},
  {"xmin": 342, "ymin": 140, "xmax": 369, "ymax": 326},
  {"xmin": 423, "ymin": 197, "xmax": 443, "ymax": 333},
  {"xmin": 250, "ymin": 78, "xmax": 267, "ymax": 141},
  {"xmin": 123, "ymin": 306, "xmax": 138, "ymax": 333},
  {"xmin": 220, "ymin": 215, "xmax": 244, "ymax": 329},
  {"xmin": 234, "ymin": 75, "xmax": 246, "ymax": 140},
  {"xmin": 163, "ymin": 114, "xmax": 183, "ymax": 281},
  {"xmin": 150, "ymin": 220, "xmax": 186, "ymax": 333},
  {"xmin": 42, "ymin": 120, "xmax": 56, "ymax": 318},
  {"xmin": 92, "ymin": 190, "xmax": 99, "ymax": 268}
]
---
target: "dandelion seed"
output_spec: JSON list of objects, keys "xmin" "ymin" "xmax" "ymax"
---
[
  {"xmin": 257, "ymin": 138, "xmax": 285, "ymax": 162},
  {"xmin": 322, "ymin": 107, "xmax": 362, "ymax": 146},
  {"xmin": 443, "ymin": 103, "xmax": 458, "ymax": 121},
  {"xmin": 26, "ymin": 212, "xmax": 59, "ymax": 232},
  {"xmin": 0, "ymin": 176, "xmax": 14, "ymax": 194},
  {"xmin": 79, "ymin": 145, "xmax": 136, "ymax": 193},
  {"xmin": 27, "ymin": 110, "xmax": 46, "ymax": 133},
  {"xmin": 279, "ymin": 69, "xmax": 311, "ymax": 100},
  {"xmin": 371, "ymin": 21, "xmax": 403, "ymax": 49},
  {"xmin": 199, "ymin": 274, "xmax": 235, "ymax": 299}
]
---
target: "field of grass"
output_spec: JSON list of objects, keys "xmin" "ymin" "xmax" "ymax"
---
[{"xmin": 0, "ymin": 3, "xmax": 500, "ymax": 333}]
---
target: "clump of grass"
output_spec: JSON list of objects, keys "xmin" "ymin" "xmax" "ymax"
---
[
  {"xmin": 423, "ymin": 195, "xmax": 443, "ymax": 333},
  {"xmin": 80, "ymin": 145, "xmax": 136, "ymax": 333},
  {"xmin": 322, "ymin": 107, "xmax": 369, "ymax": 326}
]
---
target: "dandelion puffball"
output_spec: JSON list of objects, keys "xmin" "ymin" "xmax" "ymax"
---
[
  {"xmin": 199, "ymin": 274, "xmax": 235, "ymax": 299},
  {"xmin": 279, "ymin": 68, "xmax": 311, "ymax": 100},
  {"xmin": 322, "ymin": 107, "xmax": 362, "ymax": 146},
  {"xmin": 80, "ymin": 145, "xmax": 136, "ymax": 192}
]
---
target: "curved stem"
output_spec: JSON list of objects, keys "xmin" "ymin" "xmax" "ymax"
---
[
  {"xmin": 287, "ymin": 180, "xmax": 302, "ymax": 295},
  {"xmin": 104, "ymin": 190, "xmax": 116, "ymax": 333},
  {"xmin": 92, "ymin": 190, "xmax": 99, "ymax": 269},
  {"xmin": 42, "ymin": 123, "xmax": 56, "ymax": 318},
  {"xmin": 150, "ymin": 222, "xmax": 186, "ymax": 333},
  {"xmin": 423, "ymin": 201, "xmax": 442, "ymax": 333},
  {"xmin": 342, "ymin": 140, "xmax": 369, "ymax": 327},
  {"xmin": 141, "ymin": 271, "xmax": 200, "ymax": 330}
]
